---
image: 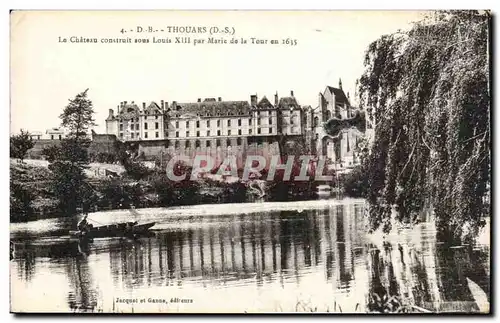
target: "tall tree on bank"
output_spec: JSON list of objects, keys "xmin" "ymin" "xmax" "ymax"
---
[
  {"xmin": 43, "ymin": 89, "xmax": 97, "ymax": 215},
  {"xmin": 10, "ymin": 129, "xmax": 34, "ymax": 163},
  {"xmin": 358, "ymin": 11, "xmax": 490, "ymax": 243}
]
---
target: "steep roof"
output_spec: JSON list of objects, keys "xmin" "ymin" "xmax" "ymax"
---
[
  {"xmin": 326, "ymin": 86, "xmax": 349, "ymax": 104},
  {"xmin": 168, "ymin": 100, "xmax": 251, "ymax": 117},
  {"xmin": 278, "ymin": 96, "xmax": 300, "ymax": 109},
  {"xmin": 145, "ymin": 101, "xmax": 162, "ymax": 114},
  {"xmin": 256, "ymin": 96, "xmax": 274, "ymax": 109},
  {"xmin": 118, "ymin": 102, "xmax": 141, "ymax": 120}
]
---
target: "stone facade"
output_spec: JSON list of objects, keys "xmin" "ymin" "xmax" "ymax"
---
[{"xmin": 104, "ymin": 84, "xmax": 364, "ymax": 168}]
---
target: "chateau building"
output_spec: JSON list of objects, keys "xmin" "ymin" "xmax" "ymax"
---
[
  {"xmin": 105, "ymin": 91, "xmax": 304, "ymax": 167},
  {"xmin": 104, "ymin": 83, "xmax": 364, "ymax": 168},
  {"xmin": 304, "ymin": 80, "xmax": 364, "ymax": 167}
]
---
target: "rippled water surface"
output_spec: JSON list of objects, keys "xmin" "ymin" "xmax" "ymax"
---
[{"xmin": 10, "ymin": 199, "xmax": 490, "ymax": 313}]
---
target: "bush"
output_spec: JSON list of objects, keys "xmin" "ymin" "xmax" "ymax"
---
[{"xmin": 341, "ymin": 165, "xmax": 368, "ymax": 197}]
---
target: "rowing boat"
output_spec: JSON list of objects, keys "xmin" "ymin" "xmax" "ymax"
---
[{"xmin": 69, "ymin": 221, "xmax": 156, "ymax": 239}]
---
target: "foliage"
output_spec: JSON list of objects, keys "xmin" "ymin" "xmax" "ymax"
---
[
  {"xmin": 10, "ymin": 129, "xmax": 34, "ymax": 162},
  {"xmin": 10, "ymin": 182, "xmax": 34, "ymax": 221},
  {"xmin": 341, "ymin": 165, "xmax": 368, "ymax": 197},
  {"xmin": 43, "ymin": 89, "xmax": 97, "ymax": 215},
  {"xmin": 358, "ymin": 11, "xmax": 490, "ymax": 242}
]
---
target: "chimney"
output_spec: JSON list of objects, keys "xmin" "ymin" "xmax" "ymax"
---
[
  {"xmin": 290, "ymin": 90, "xmax": 294, "ymax": 97},
  {"xmin": 161, "ymin": 100, "xmax": 164, "ymax": 110},
  {"xmin": 165, "ymin": 101, "xmax": 169, "ymax": 110},
  {"xmin": 274, "ymin": 92, "xmax": 279, "ymax": 106},
  {"xmin": 117, "ymin": 104, "xmax": 120, "ymax": 114},
  {"xmin": 108, "ymin": 109, "xmax": 114, "ymax": 119},
  {"xmin": 142, "ymin": 102, "xmax": 146, "ymax": 109},
  {"xmin": 218, "ymin": 97, "xmax": 222, "ymax": 102},
  {"xmin": 250, "ymin": 94, "xmax": 257, "ymax": 106},
  {"xmin": 339, "ymin": 78, "xmax": 343, "ymax": 90},
  {"xmin": 124, "ymin": 101, "xmax": 127, "ymax": 106},
  {"xmin": 197, "ymin": 98, "xmax": 202, "ymax": 103},
  {"xmin": 172, "ymin": 101, "xmax": 177, "ymax": 109}
]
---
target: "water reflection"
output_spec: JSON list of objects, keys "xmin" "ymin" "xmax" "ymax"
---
[{"xmin": 10, "ymin": 200, "xmax": 490, "ymax": 313}]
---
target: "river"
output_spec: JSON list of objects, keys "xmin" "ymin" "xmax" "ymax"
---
[{"xmin": 10, "ymin": 198, "xmax": 490, "ymax": 313}]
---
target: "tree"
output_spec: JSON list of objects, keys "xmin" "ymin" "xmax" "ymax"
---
[
  {"xmin": 10, "ymin": 129, "xmax": 34, "ymax": 162},
  {"xmin": 44, "ymin": 89, "xmax": 97, "ymax": 215},
  {"xmin": 358, "ymin": 11, "xmax": 490, "ymax": 243}
]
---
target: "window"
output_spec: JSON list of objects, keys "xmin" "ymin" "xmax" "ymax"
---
[
  {"xmin": 269, "ymin": 117, "xmax": 273, "ymax": 125},
  {"xmin": 58, "ymin": 135, "xmax": 62, "ymax": 140},
  {"xmin": 144, "ymin": 123, "xmax": 148, "ymax": 130},
  {"xmin": 176, "ymin": 121, "xmax": 179, "ymax": 128},
  {"xmin": 269, "ymin": 128, "xmax": 273, "ymax": 134},
  {"xmin": 185, "ymin": 141, "xmax": 190, "ymax": 148},
  {"xmin": 131, "ymin": 133, "xmax": 134, "ymax": 139},
  {"xmin": 186, "ymin": 131, "xmax": 190, "ymax": 137},
  {"xmin": 207, "ymin": 141, "xmax": 211, "ymax": 147},
  {"xmin": 207, "ymin": 120, "xmax": 210, "ymax": 127},
  {"xmin": 176, "ymin": 131, "xmax": 179, "ymax": 138},
  {"xmin": 257, "ymin": 128, "xmax": 261, "ymax": 134},
  {"xmin": 237, "ymin": 138, "xmax": 242, "ymax": 145},
  {"xmin": 226, "ymin": 139, "xmax": 231, "ymax": 147},
  {"xmin": 196, "ymin": 140, "xmax": 201, "ymax": 148},
  {"xmin": 119, "ymin": 133, "xmax": 123, "ymax": 138},
  {"xmin": 238, "ymin": 129, "xmax": 242, "ymax": 135},
  {"xmin": 155, "ymin": 122, "xmax": 159, "ymax": 129},
  {"xmin": 175, "ymin": 141, "xmax": 180, "ymax": 148},
  {"xmin": 238, "ymin": 119, "xmax": 241, "ymax": 126},
  {"xmin": 313, "ymin": 117, "xmax": 319, "ymax": 127},
  {"xmin": 217, "ymin": 120, "xmax": 221, "ymax": 127},
  {"xmin": 228, "ymin": 120, "xmax": 231, "ymax": 127},
  {"xmin": 120, "ymin": 124, "xmax": 123, "ymax": 131},
  {"xmin": 156, "ymin": 132, "xmax": 159, "ymax": 138},
  {"xmin": 155, "ymin": 115, "xmax": 158, "ymax": 119},
  {"xmin": 217, "ymin": 130, "xmax": 221, "ymax": 136},
  {"xmin": 207, "ymin": 130, "xmax": 210, "ymax": 136},
  {"xmin": 249, "ymin": 119, "xmax": 252, "ymax": 125},
  {"xmin": 196, "ymin": 120, "xmax": 200, "ymax": 128},
  {"xmin": 196, "ymin": 131, "xmax": 200, "ymax": 137},
  {"xmin": 187, "ymin": 121, "xmax": 190, "ymax": 127},
  {"xmin": 51, "ymin": 135, "xmax": 54, "ymax": 140},
  {"xmin": 216, "ymin": 139, "xmax": 221, "ymax": 147},
  {"xmin": 145, "ymin": 132, "xmax": 148, "ymax": 139},
  {"xmin": 249, "ymin": 129, "xmax": 253, "ymax": 135},
  {"xmin": 137, "ymin": 132, "xmax": 140, "ymax": 138},
  {"xmin": 258, "ymin": 119, "xmax": 261, "ymax": 125}
]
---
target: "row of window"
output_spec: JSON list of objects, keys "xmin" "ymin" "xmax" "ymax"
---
[
  {"xmin": 119, "ymin": 132, "xmax": 160, "ymax": 139},
  {"xmin": 170, "ymin": 138, "xmax": 243, "ymax": 148},
  {"xmin": 118, "ymin": 116, "xmax": 300, "ymax": 132},
  {"xmin": 174, "ymin": 127, "xmax": 274, "ymax": 137}
]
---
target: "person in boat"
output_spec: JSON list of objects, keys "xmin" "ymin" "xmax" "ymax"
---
[{"xmin": 78, "ymin": 215, "xmax": 93, "ymax": 234}]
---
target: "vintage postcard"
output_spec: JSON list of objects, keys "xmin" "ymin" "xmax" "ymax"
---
[{"xmin": 9, "ymin": 10, "xmax": 491, "ymax": 314}]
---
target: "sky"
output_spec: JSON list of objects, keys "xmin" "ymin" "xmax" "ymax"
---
[{"xmin": 10, "ymin": 10, "xmax": 426, "ymax": 134}]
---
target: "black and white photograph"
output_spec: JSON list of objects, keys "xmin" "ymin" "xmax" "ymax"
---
[{"xmin": 9, "ymin": 10, "xmax": 491, "ymax": 313}]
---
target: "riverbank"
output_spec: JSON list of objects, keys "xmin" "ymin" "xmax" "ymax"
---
[{"xmin": 10, "ymin": 159, "xmax": 340, "ymax": 223}]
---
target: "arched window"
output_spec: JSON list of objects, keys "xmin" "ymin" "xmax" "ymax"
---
[
  {"xmin": 313, "ymin": 116, "xmax": 319, "ymax": 127},
  {"xmin": 195, "ymin": 140, "xmax": 201, "ymax": 148},
  {"xmin": 226, "ymin": 139, "xmax": 231, "ymax": 147},
  {"xmin": 237, "ymin": 138, "xmax": 242, "ymax": 146},
  {"xmin": 216, "ymin": 139, "xmax": 221, "ymax": 147},
  {"xmin": 207, "ymin": 141, "xmax": 211, "ymax": 148}
]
